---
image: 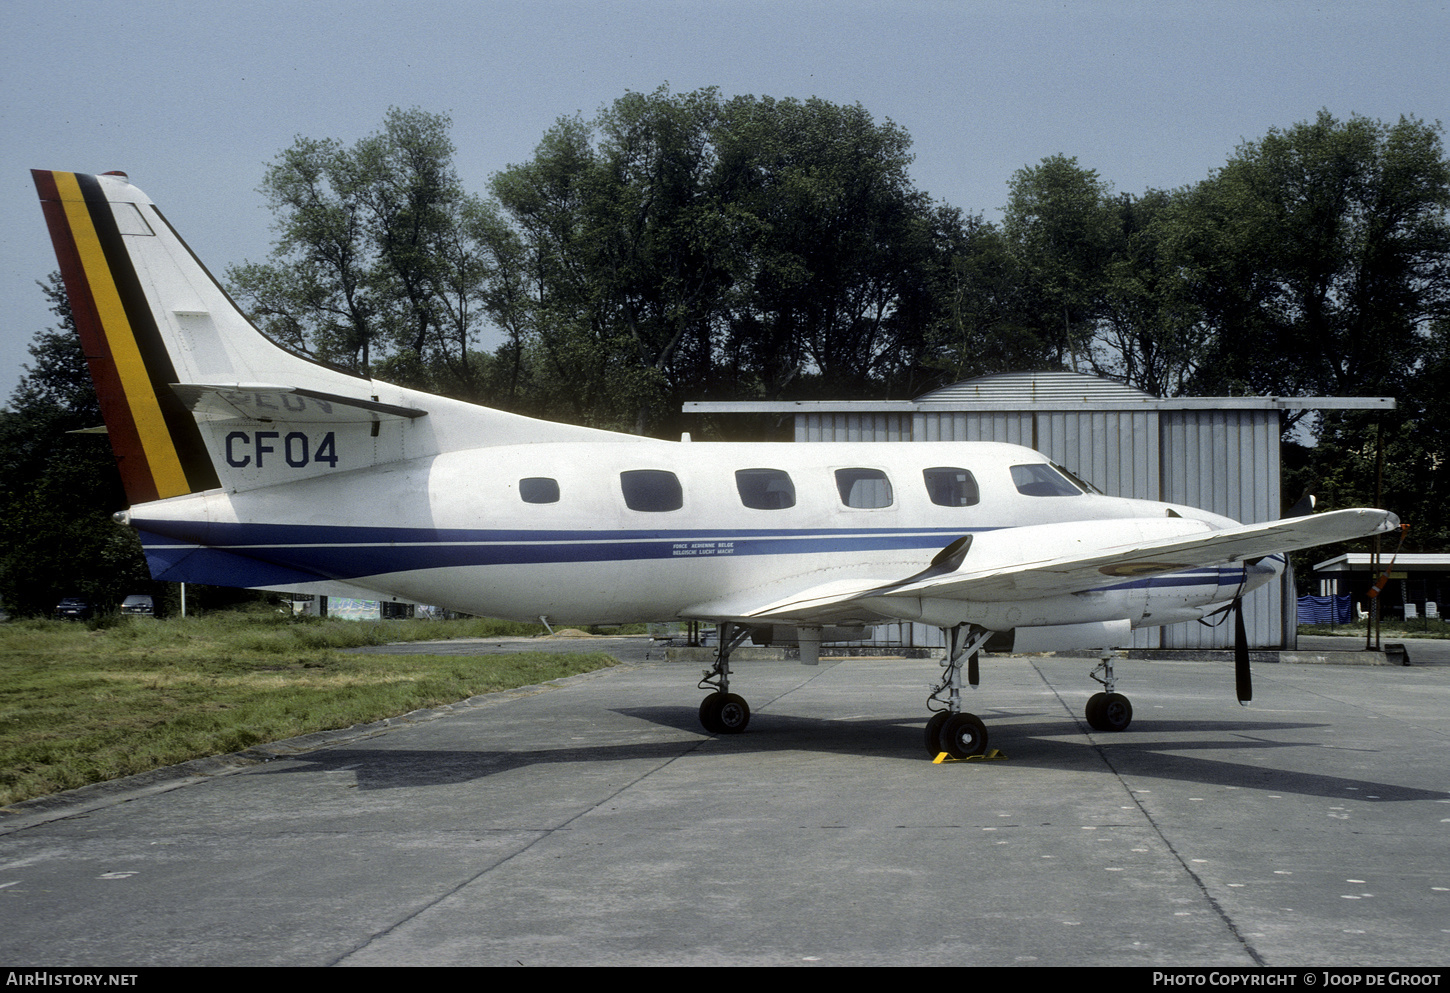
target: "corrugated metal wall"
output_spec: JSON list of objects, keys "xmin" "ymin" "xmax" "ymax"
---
[
  {"xmin": 909, "ymin": 410, "xmax": 1033, "ymax": 445},
  {"xmin": 1158, "ymin": 410, "xmax": 1282, "ymax": 648},
  {"xmin": 1035, "ymin": 410, "xmax": 1161, "ymax": 502},
  {"xmin": 794, "ymin": 413, "xmax": 913, "ymax": 443}
]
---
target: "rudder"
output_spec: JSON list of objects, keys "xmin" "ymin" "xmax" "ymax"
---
[{"xmin": 33, "ymin": 170, "xmax": 220, "ymax": 503}]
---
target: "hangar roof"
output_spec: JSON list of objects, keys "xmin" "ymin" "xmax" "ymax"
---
[
  {"xmin": 683, "ymin": 370, "xmax": 1394, "ymax": 414},
  {"xmin": 915, "ymin": 370, "xmax": 1155, "ymax": 403},
  {"xmin": 1313, "ymin": 554, "xmax": 1450, "ymax": 573}
]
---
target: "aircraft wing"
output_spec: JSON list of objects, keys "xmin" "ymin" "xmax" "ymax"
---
[
  {"xmin": 880, "ymin": 507, "xmax": 1397, "ymax": 602},
  {"xmin": 683, "ymin": 508, "xmax": 1399, "ymax": 624}
]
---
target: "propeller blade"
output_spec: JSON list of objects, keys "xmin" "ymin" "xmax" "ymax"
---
[
  {"xmin": 1233, "ymin": 597, "xmax": 1252, "ymax": 704},
  {"xmin": 968, "ymin": 649, "xmax": 979, "ymax": 687}
]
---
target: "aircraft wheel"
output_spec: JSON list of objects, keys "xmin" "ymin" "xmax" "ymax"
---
[
  {"xmin": 924, "ymin": 712, "xmax": 950, "ymax": 756},
  {"xmin": 715, "ymin": 693, "xmax": 750, "ymax": 733},
  {"xmin": 1086, "ymin": 692, "xmax": 1132, "ymax": 732},
  {"xmin": 1099, "ymin": 693, "xmax": 1132, "ymax": 731},
  {"xmin": 941, "ymin": 713, "xmax": 988, "ymax": 759},
  {"xmin": 700, "ymin": 692, "xmax": 750, "ymax": 734}
]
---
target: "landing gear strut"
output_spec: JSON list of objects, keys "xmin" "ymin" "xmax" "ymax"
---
[
  {"xmin": 925, "ymin": 624, "xmax": 994, "ymax": 758},
  {"xmin": 698, "ymin": 622, "xmax": 752, "ymax": 734},
  {"xmin": 1085, "ymin": 649, "xmax": 1133, "ymax": 732}
]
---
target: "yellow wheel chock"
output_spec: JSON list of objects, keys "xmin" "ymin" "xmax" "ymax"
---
[{"xmin": 933, "ymin": 748, "xmax": 1006, "ymax": 763}]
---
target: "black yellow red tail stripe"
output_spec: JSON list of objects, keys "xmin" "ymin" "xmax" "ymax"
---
[{"xmin": 33, "ymin": 170, "xmax": 219, "ymax": 503}]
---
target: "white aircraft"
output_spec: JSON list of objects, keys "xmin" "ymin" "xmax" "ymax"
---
[{"xmin": 33, "ymin": 169, "xmax": 1400, "ymax": 758}]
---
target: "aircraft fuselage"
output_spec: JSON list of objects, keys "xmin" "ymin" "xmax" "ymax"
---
[{"xmin": 122, "ymin": 438, "xmax": 1268, "ymax": 629}]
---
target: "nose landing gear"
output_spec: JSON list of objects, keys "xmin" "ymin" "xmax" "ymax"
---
[{"xmin": 1085, "ymin": 651, "xmax": 1133, "ymax": 732}]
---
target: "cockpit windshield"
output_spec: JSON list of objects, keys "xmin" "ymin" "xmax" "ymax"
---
[
  {"xmin": 1053, "ymin": 462, "xmax": 1103, "ymax": 495},
  {"xmin": 1010, "ymin": 463, "xmax": 1084, "ymax": 497}
]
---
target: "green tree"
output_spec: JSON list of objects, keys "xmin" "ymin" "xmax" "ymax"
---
[
  {"xmin": 1092, "ymin": 189, "xmax": 1209, "ymax": 397},
  {"xmin": 715, "ymin": 94, "xmax": 954, "ymax": 400},
  {"xmin": 228, "ymin": 108, "xmax": 489, "ymax": 379},
  {"xmin": 491, "ymin": 88, "xmax": 962, "ymax": 431},
  {"xmin": 1180, "ymin": 111, "xmax": 1450, "ymax": 399},
  {"xmin": 0, "ymin": 276, "xmax": 149, "ymax": 616},
  {"xmin": 490, "ymin": 112, "xmax": 648, "ymax": 428},
  {"xmin": 1002, "ymin": 155, "xmax": 1118, "ymax": 371}
]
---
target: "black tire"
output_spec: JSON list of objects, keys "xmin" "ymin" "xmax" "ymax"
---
[
  {"xmin": 715, "ymin": 693, "xmax": 750, "ymax": 733},
  {"xmin": 941, "ymin": 713, "xmax": 988, "ymax": 759},
  {"xmin": 699, "ymin": 693, "xmax": 724, "ymax": 733},
  {"xmin": 925, "ymin": 712, "xmax": 950, "ymax": 756},
  {"xmin": 1086, "ymin": 691, "xmax": 1132, "ymax": 731}
]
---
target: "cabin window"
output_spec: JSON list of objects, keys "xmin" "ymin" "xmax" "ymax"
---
[
  {"xmin": 923, "ymin": 467, "xmax": 980, "ymax": 507},
  {"xmin": 735, "ymin": 468, "xmax": 796, "ymax": 510},
  {"xmin": 835, "ymin": 468, "xmax": 893, "ymax": 508},
  {"xmin": 621, "ymin": 469, "xmax": 684, "ymax": 512},
  {"xmin": 519, "ymin": 477, "xmax": 559, "ymax": 504},
  {"xmin": 1010, "ymin": 463, "xmax": 1083, "ymax": 497}
]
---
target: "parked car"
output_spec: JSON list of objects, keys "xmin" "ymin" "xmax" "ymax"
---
[
  {"xmin": 55, "ymin": 597, "xmax": 93, "ymax": 621},
  {"xmin": 120, "ymin": 594, "xmax": 156, "ymax": 617}
]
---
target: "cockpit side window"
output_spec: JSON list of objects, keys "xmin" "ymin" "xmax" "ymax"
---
[
  {"xmin": 620, "ymin": 469, "xmax": 684, "ymax": 512},
  {"xmin": 519, "ymin": 477, "xmax": 560, "ymax": 504},
  {"xmin": 835, "ymin": 468, "xmax": 893, "ymax": 508},
  {"xmin": 923, "ymin": 467, "xmax": 980, "ymax": 507},
  {"xmin": 736, "ymin": 468, "xmax": 796, "ymax": 510},
  {"xmin": 1010, "ymin": 463, "xmax": 1083, "ymax": 497}
]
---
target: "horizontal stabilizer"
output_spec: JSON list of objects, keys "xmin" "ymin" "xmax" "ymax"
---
[{"xmin": 171, "ymin": 384, "xmax": 427, "ymax": 424}]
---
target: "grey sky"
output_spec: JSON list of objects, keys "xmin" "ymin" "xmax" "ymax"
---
[{"xmin": 3, "ymin": 0, "xmax": 1447, "ymax": 397}]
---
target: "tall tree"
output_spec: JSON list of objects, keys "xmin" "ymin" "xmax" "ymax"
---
[
  {"xmin": 228, "ymin": 108, "xmax": 486, "ymax": 378},
  {"xmin": 921, "ymin": 216, "xmax": 1061, "ymax": 384},
  {"xmin": 227, "ymin": 135, "xmax": 379, "ymax": 368},
  {"xmin": 716, "ymin": 94, "xmax": 952, "ymax": 400},
  {"xmin": 585, "ymin": 86, "xmax": 737, "ymax": 431},
  {"xmin": 1180, "ymin": 111, "xmax": 1450, "ymax": 399},
  {"xmin": 491, "ymin": 88, "xmax": 962, "ymax": 431},
  {"xmin": 1002, "ymin": 155, "xmax": 1118, "ymax": 371},
  {"xmin": 490, "ymin": 110, "xmax": 664, "ymax": 428},
  {"xmin": 1092, "ymin": 189, "xmax": 1209, "ymax": 397},
  {"xmin": 0, "ymin": 276, "xmax": 149, "ymax": 615}
]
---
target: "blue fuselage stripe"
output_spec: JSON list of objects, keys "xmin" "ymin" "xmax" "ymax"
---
[
  {"xmin": 137, "ymin": 522, "xmax": 978, "ymax": 583},
  {"xmin": 134, "ymin": 519, "xmax": 1251, "ymax": 597}
]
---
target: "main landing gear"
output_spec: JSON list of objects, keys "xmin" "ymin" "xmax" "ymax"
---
[
  {"xmin": 924, "ymin": 630, "xmax": 1135, "ymax": 758},
  {"xmin": 925, "ymin": 624, "xmax": 994, "ymax": 759},
  {"xmin": 1085, "ymin": 650, "xmax": 1133, "ymax": 732},
  {"xmin": 698, "ymin": 622, "xmax": 752, "ymax": 734},
  {"xmin": 695, "ymin": 621, "xmax": 1136, "ymax": 750}
]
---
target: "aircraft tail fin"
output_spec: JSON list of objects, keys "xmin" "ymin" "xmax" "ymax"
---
[{"xmin": 33, "ymin": 170, "xmax": 229, "ymax": 503}]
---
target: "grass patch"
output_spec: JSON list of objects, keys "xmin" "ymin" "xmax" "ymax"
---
[
  {"xmin": 0, "ymin": 614, "xmax": 619, "ymax": 807},
  {"xmin": 1299, "ymin": 620, "xmax": 1450, "ymax": 640}
]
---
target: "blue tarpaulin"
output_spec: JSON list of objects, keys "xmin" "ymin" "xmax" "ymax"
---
[{"xmin": 1298, "ymin": 594, "xmax": 1352, "ymax": 625}]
